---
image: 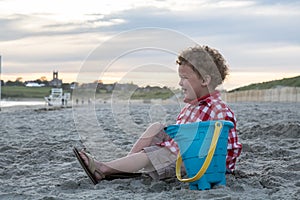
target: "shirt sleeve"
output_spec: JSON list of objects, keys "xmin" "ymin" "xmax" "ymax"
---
[
  {"xmin": 223, "ymin": 113, "xmax": 242, "ymax": 171},
  {"xmin": 226, "ymin": 127, "xmax": 242, "ymax": 171}
]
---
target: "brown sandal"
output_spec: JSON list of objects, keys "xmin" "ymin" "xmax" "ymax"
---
[{"xmin": 73, "ymin": 147, "xmax": 105, "ymax": 185}]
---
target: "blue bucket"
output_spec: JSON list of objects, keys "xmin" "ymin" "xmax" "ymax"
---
[{"xmin": 164, "ymin": 120, "xmax": 234, "ymax": 190}]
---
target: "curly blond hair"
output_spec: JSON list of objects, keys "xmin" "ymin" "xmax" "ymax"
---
[{"xmin": 176, "ymin": 45, "xmax": 229, "ymax": 89}]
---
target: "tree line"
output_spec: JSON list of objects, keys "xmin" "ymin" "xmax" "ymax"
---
[{"xmin": 1, "ymin": 76, "xmax": 50, "ymax": 86}]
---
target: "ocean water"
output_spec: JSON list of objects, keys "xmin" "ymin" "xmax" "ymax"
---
[{"xmin": 0, "ymin": 100, "xmax": 45, "ymax": 107}]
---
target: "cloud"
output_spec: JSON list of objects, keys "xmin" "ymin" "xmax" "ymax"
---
[
  {"xmin": 112, "ymin": 3, "xmax": 300, "ymax": 43},
  {"xmin": 0, "ymin": 12, "xmax": 125, "ymax": 42},
  {"xmin": 0, "ymin": 14, "xmax": 31, "ymax": 41},
  {"xmin": 89, "ymin": 2, "xmax": 300, "ymax": 72},
  {"xmin": 2, "ymin": 1, "xmax": 300, "ymax": 44}
]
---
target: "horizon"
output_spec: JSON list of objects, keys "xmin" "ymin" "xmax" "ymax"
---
[{"xmin": 1, "ymin": 71, "xmax": 299, "ymax": 91}]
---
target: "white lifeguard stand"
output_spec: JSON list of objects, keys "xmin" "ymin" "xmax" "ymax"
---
[{"xmin": 44, "ymin": 88, "xmax": 70, "ymax": 106}]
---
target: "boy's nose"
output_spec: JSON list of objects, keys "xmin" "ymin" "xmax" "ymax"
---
[{"xmin": 179, "ymin": 79, "xmax": 183, "ymax": 86}]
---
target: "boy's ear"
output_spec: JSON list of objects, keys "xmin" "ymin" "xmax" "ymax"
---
[{"xmin": 200, "ymin": 75, "xmax": 211, "ymax": 86}]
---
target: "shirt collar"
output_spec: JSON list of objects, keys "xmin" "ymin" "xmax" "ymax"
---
[{"xmin": 188, "ymin": 90, "xmax": 220, "ymax": 106}]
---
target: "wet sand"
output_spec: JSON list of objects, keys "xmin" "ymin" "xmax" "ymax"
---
[{"xmin": 0, "ymin": 102, "xmax": 299, "ymax": 199}]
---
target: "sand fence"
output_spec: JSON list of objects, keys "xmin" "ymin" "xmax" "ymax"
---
[{"xmin": 223, "ymin": 87, "xmax": 300, "ymax": 103}]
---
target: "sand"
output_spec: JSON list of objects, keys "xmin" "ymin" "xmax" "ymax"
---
[{"xmin": 0, "ymin": 101, "xmax": 299, "ymax": 199}]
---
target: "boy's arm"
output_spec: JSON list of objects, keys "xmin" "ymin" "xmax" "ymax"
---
[{"xmin": 226, "ymin": 127, "xmax": 242, "ymax": 171}]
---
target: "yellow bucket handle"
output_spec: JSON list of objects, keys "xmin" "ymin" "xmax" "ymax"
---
[{"xmin": 175, "ymin": 121, "xmax": 223, "ymax": 182}]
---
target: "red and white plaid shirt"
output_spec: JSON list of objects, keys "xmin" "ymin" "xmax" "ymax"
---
[{"xmin": 161, "ymin": 91, "xmax": 242, "ymax": 171}]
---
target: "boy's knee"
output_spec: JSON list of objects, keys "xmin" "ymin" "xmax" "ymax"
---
[
  {"xmin": 148, "ymin": 122, "xmax": 164, "ymax": 132},
  {"xmin": 143, "ymin": 122, "xmax": 165, "ymax": 138}
]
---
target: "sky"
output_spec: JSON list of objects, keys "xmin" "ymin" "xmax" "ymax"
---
[{"xmin": 0, "ymin": 0, "xmax": 299, "ymax": 90}]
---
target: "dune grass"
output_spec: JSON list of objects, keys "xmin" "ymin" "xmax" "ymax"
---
[{"xmin": 229, "ymin": 75, "xmax": 300, "ymax": 92}]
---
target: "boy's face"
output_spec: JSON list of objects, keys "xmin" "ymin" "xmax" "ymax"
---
[{"xmin": 178, "ymin": 64, "xmax": 206, "ymax": 103}]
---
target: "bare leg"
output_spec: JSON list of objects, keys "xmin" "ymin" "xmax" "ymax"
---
[
  {"xmin": 128, "ymin": 122, "xmax": 165, "ymax": 155},
  {"xmin": 104, "ymin": 151, "xmax": 153, "ymax": 174},
  {"xmin": 78, "ymin": 123, "xmax": 164, "ymax": 181}
]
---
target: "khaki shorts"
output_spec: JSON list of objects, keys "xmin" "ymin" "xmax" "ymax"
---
[{"xmin": 143, "ymin": 130, "xmax": 185, "ymax": 180}]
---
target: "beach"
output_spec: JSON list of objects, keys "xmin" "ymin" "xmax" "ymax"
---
[{"xmin": 0, "ymin": 101, "xmax": 299, "ymax": 199}]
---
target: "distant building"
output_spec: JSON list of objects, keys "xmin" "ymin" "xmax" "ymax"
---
[
  {"xmin": 49, "ymin": 71, "xmax": 62, "ymax": 87},
  {"xmin": 25, "ymin": 82, "xmax": 45, "ymax": 87}
]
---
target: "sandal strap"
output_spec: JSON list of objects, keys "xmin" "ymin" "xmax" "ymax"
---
[{"xmin": 82, "ymin": 151, "xmax": 106, "ymax": 179}]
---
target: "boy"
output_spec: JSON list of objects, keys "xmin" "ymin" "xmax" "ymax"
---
[{"xmin": 73, "ymin": 45, "xmax": 242, "ymax": 184}]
